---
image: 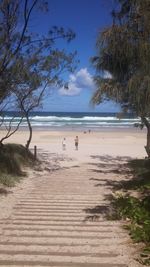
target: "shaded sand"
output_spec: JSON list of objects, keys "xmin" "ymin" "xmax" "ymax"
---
[{"xmin": 0, "ymin": 128, "xmax": 146, "ymax": 267}]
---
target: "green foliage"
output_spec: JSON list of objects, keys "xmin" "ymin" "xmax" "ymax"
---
[
  {"xmin": 0, "ymin": 1, "xmax": 77, "ymax": 148},
  {"xmin": 0, "ymin": 1, "xmax": 76, "ymax": 102},
  {"xmin": 139, "ymin": 246, "xmax": 150, "ymax": 265},
  {"xmin": 112, "ymin": 195, "xmax": 150, "ymax": 226},
  {"xmin": 92, "ymin": 0, "xmax": 150, "ymax": 157},
  {"xmin": 110, "ymin": 158, "xmax": 150, "ymax": 265},
  {"xmin": 0, "ymin": 173, "xmax": 21, "ymax": 187},
  {"xmin": 92, "ymin": 0, "xmax": 150, "ymax": 117},
  {"xmin": 112, "ymin": 194, "xmax": 150, "ymax": 265},
  {"xmin": 0, "ymin": 143, "xmax": 35, "ymax": 186},
  {"xmin": 118, "ymin": 159, "xmax": 150, "ymax": 191}
]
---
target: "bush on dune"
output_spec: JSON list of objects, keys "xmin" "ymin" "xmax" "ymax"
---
[
  {"xmin": 0, "ymin": 143, "xmax": 35, "ymax": 187},
  {"xmin": 110, "ymin": 159, "xmax": 150, "ymax": 265}
]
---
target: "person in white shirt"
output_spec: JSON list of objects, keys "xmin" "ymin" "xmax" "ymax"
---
[{"xmin": 62, "ymin": 138, "xmax": 66, "ymax": 150}]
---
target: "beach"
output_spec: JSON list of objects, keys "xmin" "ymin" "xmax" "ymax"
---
[
  {"xmin": 3, "ymin": 127, "xmax": 146, "ymax": 162},
  {"xmin": 0, "ymin": 127, "xmax": 146, "ymax": 266}
]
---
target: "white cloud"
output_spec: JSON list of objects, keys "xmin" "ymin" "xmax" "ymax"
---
[
  {"xmin": 59, "ymin": 83, "xmax": 81, "ymax": 96},
  {"xmin": 59, "ymin": 68, "xmax": 95, "ymax": 96},
  {"xmin": 103, "ymin": 71, "xmax": 112, "ymax": 79},
  {"xmin": 75, "ymin": 68, "xmax": 94, "ymax": 88}
]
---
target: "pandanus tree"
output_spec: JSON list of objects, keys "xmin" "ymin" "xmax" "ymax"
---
[{"xmin": 91, "ymin": 0, "xmax": 150, "ymax": 157}]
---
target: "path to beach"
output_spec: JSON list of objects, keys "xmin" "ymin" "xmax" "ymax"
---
[{"xmin": 0, "ymin": 129, "xmax": 146, "ymax": 267}]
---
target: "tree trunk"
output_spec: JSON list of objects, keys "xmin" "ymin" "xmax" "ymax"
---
[
  {"xmin": 145, "ymin": 127, "xmax": 150, "ymax": 157},
  {"xmin": 25, "ymin": 114, "xmax": 32, "ymax": 149},
  {"xmin": 141, "ymin": 117, "xmax": 150, "ymax": 157}
]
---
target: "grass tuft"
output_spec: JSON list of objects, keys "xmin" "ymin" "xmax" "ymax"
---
[{"xmin": 0, "ymin": 143, "xmax": 35, "ymax": 187}]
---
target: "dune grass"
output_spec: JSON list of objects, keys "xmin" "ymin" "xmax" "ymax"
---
[{"xmin": 0, "ymin": 143, "xmax": 35, "ymax": 187}]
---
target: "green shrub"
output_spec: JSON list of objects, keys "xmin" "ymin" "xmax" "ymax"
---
[
  {"xmin": 125, "ymin": 159, "xmax": 150, "ymax": 191},
  {"xmin": 0, "ymin": 173, "xmax": 21, "ymax": 187},
  {"xmin": 108, "ymin": 158, "xmax": 150, "ymax": 264},
  {"xmin": 112, "ymin": 194, "xmax": 150, "ymax": 265},
  {"xmin": 0, "ymin": 143, "xmax": 35, "ymax": 187}
]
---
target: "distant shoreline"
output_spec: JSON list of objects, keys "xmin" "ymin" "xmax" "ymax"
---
[{"xmin": 0, "ymin": 125, "xmax": 146, "ymax": 133}]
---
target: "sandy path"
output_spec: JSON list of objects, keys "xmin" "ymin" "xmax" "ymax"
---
[{"xmin": 0, "ymin": 146, "xmax": 143, "ymax": 267}]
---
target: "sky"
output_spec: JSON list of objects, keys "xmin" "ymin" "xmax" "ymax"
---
[{"xmin": 34, "ymin": 0, "xmax": 121, "ymax": 113}]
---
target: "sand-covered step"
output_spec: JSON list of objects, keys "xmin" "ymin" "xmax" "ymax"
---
[
  {"xmin": 19, "ymin": 196, "xmax": 103, "ymax": 199},
  {"xmin": 0, "ymin": 243, "xmax": 123, "ymax": 254},
  {"xmin": 14, "ymin": 204, "xmax": 104, "ymax": 208},
  {"xmin": 0, "ymin": 219, "xmax": 121, "ymax": 226},
  {"xmin": 2, "ymin": 224, "xmax": 123, "ymax": 232},
  {"xmin": 0, "ymin": 251, "xmax": 124, "ymax": 266},
  {"xmin": 10, "ymin": 213, "xmax": 108, "ymax": 220},
  {"xmin": 12, "ymin": 207, "xmax": 105, "ymax": 212},
  {"xmin": 11, "ymin": 209, "xmax": 106, "ymax": 215},
  {"xmin": 2, "ymin": 220, "xmax": 104, "ymax": 227},
  {"xmin": 13, "ymin": 205, "xmax": 104, "ymax": 210},
  {"xmin": 8, "ymin": 218, "xmax": 106, "ymax": 223},
  {"xmin": 3, "ymin": 229, "xmax": 126, "ymax": 238},
  {"xmin": 13, "ymin": 206, "xmax": 108, "ymax": 212},
  {"xmin": 26, "ymin": 190, "xmax": 105, "ymax": 194},
  {"xmin": 3, "ymin": 232, "xmax": 124, "ymax": 240},
  {"xmin": 0, "ymin": 250, "xmax": 118, "ymax": 257},
  {"xmin": 13, "ymin": 207, "xmax": 92, "ymax": 211},
  {"xmin": 0, "ymin": 260, "xmax": 128, "ymax": 267},
  {"xmin": 19, "ymin": 198, "xmax": 104, "ymax": 201},
  {"xmin": 12, "ymin": 211, "xmax": 108, "ymax": 217},
  {"xmin": 15, "ymin": 202, "xmax": 105, "ymax": 206},
  {"xmin": 14, "ymin": 201, "xmax": 102, "ymax": 205},
  {"xmin": 0, "ymin": 253, "xmax": 129, "ymax": 265},
  {"xmin": 14, "ymin": 203, "xmax": 105, "ymax": 207},
  {"xmin": 18, "ymin": 195, "xmax": 104, "ymax": 199},
  {"xmin": 0, "ymin": 236, "xmax": 128, "ymax": 245},
  {"xmin": 15, "ymin": 200, "xmax": 104, "ymax": 204},
  {"xmin": 0, "ymin": 241, "xmax": 127, "ymax": 251}
]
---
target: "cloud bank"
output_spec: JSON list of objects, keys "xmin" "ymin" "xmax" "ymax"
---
[{"xmin": 59, "ymin": 68, "xmax": 95, "ymax": 96}]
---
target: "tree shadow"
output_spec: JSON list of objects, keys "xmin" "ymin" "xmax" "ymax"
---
[
  {"xmin": 89, "ymin": 155, "xmax": 132, "ymax": 176},
  {"xmin": 120, "ymin": 159, "xmax": 150, "ymax": 193},
  {"xmin": 91, "ymin": 155, "xmax": 131, "ymax": 163},
  {"xmin": 83, "ymin": 205, "xmax": 110, "ymax": 222},
  {"xmin": 84, "ymin": 156, "xmax": 150, "ymax": 223},
  {"xmin": 33, "ymin": 150, "xmax": 74, "ymax": 173},
  {"xmin": 89, "ymin": 155, "xmax": 150, "ymax": 193},
  {"xmin": 0, "ymin": 188, "xmax": 12, "ymax": 195}
]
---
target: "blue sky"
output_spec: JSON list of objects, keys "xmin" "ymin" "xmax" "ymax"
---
[{"xmin": 35, "ymin": 0, "xmax": 120, "ymax": 112}]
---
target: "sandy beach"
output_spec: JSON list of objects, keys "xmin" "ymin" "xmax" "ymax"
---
[
  {"xmin": 3, "ymin": 127, "xmax": 147, "ymax": 161},
  {"xmin": 0, "ymin": 127, "xmax": 146, "ymax": 267}
]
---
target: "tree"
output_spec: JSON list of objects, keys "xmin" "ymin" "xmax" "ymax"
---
[
  {"xmin": 0, "ymin": 0, "xmax": 77, "ymax": 148},
  {"xmin": 0, "ymin": 0, "xmax": 75, "ymax": 102},
  {"xmin": 91, "ymin": 0, "xmax": 150, "ymax": 156},
  {"xmin": 13, "ymin": 50, "xmax": 77, "ymax": 149}
]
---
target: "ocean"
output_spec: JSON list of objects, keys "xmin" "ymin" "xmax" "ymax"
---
[{"xmin": 1, "ymin": 111, "xmax": 141, "ymax": 130}]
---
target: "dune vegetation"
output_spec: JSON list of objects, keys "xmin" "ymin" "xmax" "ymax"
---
[
  {"xmin": 0, "ymin": 143, "xmax": 35, "ymax": 187},
  {"xmin": 110, "ymin": 159, "xmax": 150, "ymax": 265}
]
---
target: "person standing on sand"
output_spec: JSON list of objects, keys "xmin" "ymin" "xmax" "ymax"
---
[
  {"xmin": 62, "ymin": 138, "xmax": 66, "ymax": 150},
  {"xmin": 75, "ymin": 136, "xmax": 79, "ymax": 150}
]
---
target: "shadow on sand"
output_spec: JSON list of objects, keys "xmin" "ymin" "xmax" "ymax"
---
[
  {"xmin": 83, "ymin": 154, "xmax": 142, "ymax": 222},
  {"xmin": 0, "ymin": 188, "xmax": 13, "ymax": 195}
]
